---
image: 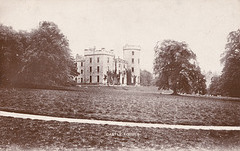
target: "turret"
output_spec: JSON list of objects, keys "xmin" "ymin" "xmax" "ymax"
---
[{"xmin": 123, "ymin": 44, "xmax": 141, "ymax": 85}]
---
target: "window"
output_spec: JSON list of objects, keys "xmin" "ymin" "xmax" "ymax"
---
[
  {"xmin": 108, "ymin": 66, "xmax": 109, "ymax": 71},
  {"xmin": 81, "ymin": 62, "xmax": 83, "ymax": 66},
  {"xmin": 97, "ymin": 66, "xmax": 100, "ymax": 73},
  {"xmin": 132, "ymin": 58, "xmax": 134, "ymax": 63},
  {"xmin": 119, "ymin": 64, "xmax": 121, "ymax": 68},
  {"xmin": 97, "ymin": 76, "xmax": 99, "ymax": 83},
  {"xmin": 132, "ymin": 51, "xmax": 134, "ymax": 55},
  {"xmin": 107, "ymin": 57, "xmax": 109, "ymax": 63},
  {"xmin": 90, "ymin": 76, "xmax": 92, "ymax": 83},
  {"xmin": 81, "ymin": 70, "xmax": 83, "ymax": 74},
  {"xmin": 90, "ymin": 58, "xmax": 92, "ymax": 63},
  {"xmin": 90, "ymin": 66, "xmax": 92, "ymax": 72},
  {"xmin": 138, "ymin": 59, "xmax": 140, "ymax": 64},
  {"xmin": 97, "ymin": 57, "xmax": 99, "ymax": 63},
  {"xmin": 132, "ymin": 67, "xmax": 134, "ymax": 72},
  {"xmin": 81, "ymin": 78, "xmax": 83, "ymax": 83}
]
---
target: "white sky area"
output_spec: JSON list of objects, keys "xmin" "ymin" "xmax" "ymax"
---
[{"xmin": 1, "ymin": 0, "xmax": 240, "ymax": 74}]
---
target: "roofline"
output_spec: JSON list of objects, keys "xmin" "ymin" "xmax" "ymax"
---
[
  {"xmin": 123, "ymin": 48, "xmax": 141, "ymax": 51},
  {"xmin": 84, "ymin": 54, "xmax": 115, "ymax": 57}
]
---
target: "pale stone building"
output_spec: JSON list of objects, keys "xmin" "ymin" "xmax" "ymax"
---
[
  {"xmin": 115, "ymin": 57, "xmax": 128, "ymax": 85},
  {"xmin": 123, "ymin": 44, "xmax": 141, "ymax": 85},
  {"xmin": 76, "ymin": 45, "xmax": 140, "ymax": 85}
]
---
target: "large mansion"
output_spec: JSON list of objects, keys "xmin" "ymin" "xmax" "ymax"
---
[{"xmin": 76, "ymin": 44, "xmax": 141, "ymax": 85}]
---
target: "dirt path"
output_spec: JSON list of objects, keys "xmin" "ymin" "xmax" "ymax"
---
[{"xmin": 1, "ymin": 110, "xmax": 240, "ymax": 131}]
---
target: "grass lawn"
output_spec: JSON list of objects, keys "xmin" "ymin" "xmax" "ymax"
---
[
  {"xmin": 0, "ymin": 86, "xmax": 240, "ymax": 126},
  {"xmin": 0, "ymin": 116, "xmax": 240, "ymax": 151}
]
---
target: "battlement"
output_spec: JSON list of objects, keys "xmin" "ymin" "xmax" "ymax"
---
[
  {"xmin": 76, "ymin": 54, "xmax": 84, "ymax": 61},
  {"xmin": 123, "ymin": 44, "xmax": 141, "ymax": 51},
  {"xmin": 84, "ymin": 47, "xmax": 114, "ymax": 56}
]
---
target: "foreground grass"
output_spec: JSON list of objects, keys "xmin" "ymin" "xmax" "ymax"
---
[
  {"xmin": 0, "ymin": 86, "xmax": 240, "ymax": 126},
  {"xmin": 0, "ymin": 116, "xmax": 240, "ymax": 150}
]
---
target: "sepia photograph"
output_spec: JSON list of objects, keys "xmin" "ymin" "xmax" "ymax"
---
[{"xmin": 0, "ymin": 0, "xmax": 240, "ymax": 150}]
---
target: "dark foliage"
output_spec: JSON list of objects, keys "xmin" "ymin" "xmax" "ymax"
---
[
  {"xmin": 140, "ymin": 70, "xmax": 153, "ymax": 86},
  {"xmin": 0, "ymin": 25, "xmax": 25, "ymax": 86},
  {"xmin": 208, "ymin": 75, "xmax": 222, "ymax": 96},
  {"xmin": 154, "ymin": 40, "xmax": 207, "ymax": 95},
  {"xmin": 126, "ymin": 69, "xmax": 132, "ymax": 85},
  {"xmin": 209, "ymin": 29, "xmax": 240, "ymax": 97},
  {"xmin": 219, "ymin": 29, "xmax": 240, "ymax": 97},
  {"xmin": 0, "ymin": 22, "xmax": 78, "ymax": 87}
]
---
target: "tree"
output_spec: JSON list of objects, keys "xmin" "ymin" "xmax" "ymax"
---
[
  {"xmin": 191, "ymin": 66, "xmax": 207, "ymax": 95},
  {"xmin": 126, "ymin": 69, "xmax": 132, "ymax": 85},
  {"xmin": 0, "ymin": 22, "xmax": 78, "ymax": 88},
  {"xmin": 18, "ymin": 21, "xmax": 77, "ymax": 86},
  {"xmin": 0, "ymin": 24, "xmax": 25, "ymax": 86},
  {"xmin": 219, "ymin": 29, "xmax": 240, "ymax": 97},
  {"xmin": 106, "ymin": 70, "xmax": 114, "ymax": 85},
  {"xmin": 208, "ymin": 75, "xmax": 222, "ymax": 96},
  {"xmin": 140, "ymin": 70, "xmax": 153, "ymax": 86},
  {"xmin": 104, "ymin": 70, "xmax": 120, "ymax": 85},
  {"xmin": 154, "ymin": 40, "xmax": 206, "ymax": 95}
]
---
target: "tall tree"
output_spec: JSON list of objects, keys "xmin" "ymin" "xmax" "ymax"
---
[
  {"xmin": 0, "ymin": 24, "xmax": 25, "ymax": 86},
  {"xmin": 154, "ymin": 40, "xmax": 206, "ymax": 95},
  {"xmin": 18, "ymin": 21, "xmax": 77, "ymax": 86},
  {"xmin": 126, "ymin": 69, "xmax": 132, "ymax": 85},
  {"xmin": 208, "ymin": 75, "xmax": 222, "ymax": 96},
  {"xmin": 140, "ymin": 70, "xmax": 153, "ymax": 86},
  {"xmin": 220, "ymin": 29, "xmax": 240, "ymax": 97},
  {"xmin": 191, "ymin": 66, "xmax": 207, "ymax": 94}
]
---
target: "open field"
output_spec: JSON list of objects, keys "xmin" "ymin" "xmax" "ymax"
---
[
  {"xmin": 0, "ymin": 86, "xmax": 240, "ymax": 126},
  {"xmin": 1, "ymin": 116, "xmax": 240, "ymax": 151}
]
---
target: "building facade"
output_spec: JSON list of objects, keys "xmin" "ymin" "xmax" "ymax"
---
[
  {"xmin": 76, "ymin": 45, "xmax": 140, "ymax": 85},
  {"xmin": 123, "ymin": 44, "xmax": 141, "ymax": 85}
]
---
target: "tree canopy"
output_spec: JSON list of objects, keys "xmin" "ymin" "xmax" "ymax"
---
[
  {"xmin": 0, "ymin": 21, "xmax": 78, "ymax": 87},
  {"xmin": 208, "ymin": 75, "xmax": 222, "ymax": 96},
  {"xmin": 218, "ymin": 29, "xmax": 240, "ymax": 97},
  {"xmin": 140, "ymin": 70, "xmax": 153, "ymax": 86},
  {"xmin": 154, "ymin": 40, "xmax": 206, "ymax": 95},
  {"xmin": 0, "ymin": 25, "xmax": 25, "ymax": 85}
]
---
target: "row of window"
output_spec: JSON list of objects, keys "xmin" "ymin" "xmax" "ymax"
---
[
  {"xmin": 88, "ymin": 57, "xmax": 110, "ymax": 63},
  {"xmin": 81, "ymin": 57, "xmax": 139, "ymax": 67},
  {"xmin": 80, "ymin": 66, "xmax": 136, "ymax": 74},
  {"xmin": 80, "ymin": 66, "xmax": 100, "ymax": 74},
  {"xmin": 83, "ymin": 76, "xmax": 126, "ymax": 83},
  {"xmin": 79, "ymin": 76, "xmax": 100, "ymax": 83},
  {"xmin": 89, "ymin": 66, "xmax": 100, "ymax": 73},
  {"xmin": 132, "ymin": 58, "xmax": 140, "ymax": 64},
  {"xmin": 80, "ymin": 76, "xmax": 127, "ymax": 84},
  {"xmin": 89, "ymin": 76, "xmax": 99, "ymax": 83}
]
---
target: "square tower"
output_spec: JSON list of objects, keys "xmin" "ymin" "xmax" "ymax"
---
[{"xmin": 123, "ymin": 44, "xmax": 141, "ymax": 85}]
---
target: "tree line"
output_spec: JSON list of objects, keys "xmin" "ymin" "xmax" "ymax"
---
[
  {"xmin": 208, "ymin": 29, "xmax": 240, "ymax": 97},
  {"xmin": 0, "ymin": 21, "xmax": 78, "ymax": 88},
  {"xmin": 153, "ymin": 28, "xmax": 240, "ymax": 97}
]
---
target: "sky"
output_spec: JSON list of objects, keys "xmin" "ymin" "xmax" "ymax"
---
[{"xmin": 1, "ymin": 0, "xmax": 240, "ymax": 74}]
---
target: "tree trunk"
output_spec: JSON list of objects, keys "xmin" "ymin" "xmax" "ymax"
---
[{"xmin": 172, "ymin": 87, "xmax": 178, "ymax": 95}]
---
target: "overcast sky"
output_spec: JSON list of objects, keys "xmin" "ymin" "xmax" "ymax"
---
[{"xmin": 1, "ymin": 0, "xmax": 240, "ymax": 73}]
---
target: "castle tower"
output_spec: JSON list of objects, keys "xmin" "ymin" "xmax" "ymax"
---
[{"xmin": 123, "ymin": 44, "xmax": 141, "ymax": 85}]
